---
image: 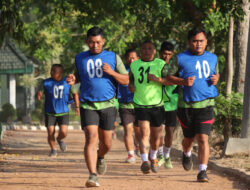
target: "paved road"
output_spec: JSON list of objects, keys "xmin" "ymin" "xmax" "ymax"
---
[{"xmin": 0, "ymin": 130, "xmax": 248, "ymax": 190}]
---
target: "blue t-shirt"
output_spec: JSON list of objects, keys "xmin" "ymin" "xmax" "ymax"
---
[
  {"xmin": 117, "ymin": 66, "xmax": 133, "ymax": 103},
  {"xmin": 75, "ymin": 50, "xmax": 117, "ymax": 102},
  {"xmin": 43, "ymin": 77, "xmax": 71, "ymax": 114},
  {"xmin": 177, "ymin": 50, "xmax": 218, "ymax": 102}
]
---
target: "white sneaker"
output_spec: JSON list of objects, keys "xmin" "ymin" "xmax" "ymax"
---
[{"xmin": 125, "ymin": 154, "xmax": 136, "ymax": 163}]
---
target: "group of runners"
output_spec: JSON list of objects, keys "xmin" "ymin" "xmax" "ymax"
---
[{"xmin": 37, "ymin": 26, "xmax": 219, "ymax": 188}]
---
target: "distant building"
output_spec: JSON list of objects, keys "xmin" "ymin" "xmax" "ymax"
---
[{"xmin": 0, "ymin": 37, "xmax": 36, "ymax": 117}]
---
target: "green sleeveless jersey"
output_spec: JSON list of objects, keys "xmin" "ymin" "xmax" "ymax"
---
[
  {"xmin": 130, "ymin": 58, "xmax": 166, "ymax": 106},
  {"xmin": 163, "ymin": 61, "xmax": 178, "ymax": 111},
  {"xmin": 163, "ymin": 85, "xmax": 178, "ymax": 111}
]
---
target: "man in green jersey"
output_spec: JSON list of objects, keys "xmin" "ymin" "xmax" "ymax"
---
[
  {"xmin": 167, "ymin": 27, "xmax": 220, "ymax": 182},
  {"xmin": 129, "ymin": 41, "xmax": 169, "ymax": 174},
  {"xmin": 148, "ymin": 41, "xmax": 178, "ymax": 169},
  {"xmin": 67, "ymin": 27, "xmax": 129, "ymax": 187}
]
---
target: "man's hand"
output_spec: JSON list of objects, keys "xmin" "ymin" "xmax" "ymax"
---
[
  {"xmin": 103, "ymin": 63, "xmax": 114, "ymax": 76},
  {"xmin": 36, "ymin": 91, "xmax": 43, "ymax": 101},
  {"xmin": 148, "ymin": 73, "xmax": 159, "ymax": 83},
  {"xmin": 66, "ymin": 74, "xmax": 76, "ymax": 85},
  {"xmin": 210, "ymin": 74, "xmax": 219, "ymax": 85},
  {"xmin": 128, "ymin": 84, "xmax": 135, "ymax": 93},
  {"xmin": 184, "ymin": 76, "xmax": 195, "ymax": 86}
]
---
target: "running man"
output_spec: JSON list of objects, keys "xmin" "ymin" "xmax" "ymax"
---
[
  {"xmin": 129, "ymin": 41, "xmax": 168, "ymax": 174},
  {"xmin": 67, "ymin": 26, "xmax": 129, "ymax": 187},
  {"xmin": 167, "ymin": 27, "xmax": 219, "ymax": 182},
  {"xmin": 117, "ymin": 49, "xmax": 140, "ymax": 163},
  {"xmin": 148, "ymin": 41, "xmax": 178, "ymax": 169},
  {"xmin": 36, "ymin": 64, "xmax": 72, "ymax": 157}
]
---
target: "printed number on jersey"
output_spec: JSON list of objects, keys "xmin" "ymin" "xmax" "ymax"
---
[
  {"xmin": 53, "ymin": 85, "xmax": 64, "ymax": 99},
  {"xmin": 195, "ymin": 60, "xmax": 210, "ymax": 79},
  {"xmin": 87, "ymin": 59, "xmax": 103, "ymax": 78},
  {"xmin": 138, "ymin": 66, "xmax": 150, "ymax": 83}
]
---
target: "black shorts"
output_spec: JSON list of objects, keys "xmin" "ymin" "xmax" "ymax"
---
[
  {"xmin": 45, "ymin": 114, "xmax": 69, "ymax": 127},
  {"xmin": 135, "ymin": 106, "xmax": 165, "ymax": 127},
  {"xmin": 165, "ymin": 110, "xmax": 177, "ymax": 127},
  {"xmin": 119, "ymin": 108, "xmax": 138, "ymax": 126},
  {"xmin": 177, "ymin": 106, "xmax": 214, "ymax": 138},
  {"xmin": 80, "ymin": 107, "xmax": 117, "ymax": 131}
]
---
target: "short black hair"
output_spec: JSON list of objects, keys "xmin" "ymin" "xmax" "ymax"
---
[
  {"xmin": 188, "ymin": 27, "xmax": 207, "ymax": 40},
  {"xmin": 125, "ymin": 48, "xmax": 137, "ymax": 58},
  {"xmin": 87, "ymin": 26, "xmax": 104, "ymax": 38},
  {"xmin": 141, "ymin": 40, "xmax": 155, "ymax": 48},
  {"xmin": 160, "ymin": 41, "xmax": 174, "ymax": 52},
  {"xmin": 51, "ymin": 64, "xmax": 63, "ymax": 70}
]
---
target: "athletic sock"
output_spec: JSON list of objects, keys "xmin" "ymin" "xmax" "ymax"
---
[
  {"xmin": 141, "ymin": 153, "xmax": 148, "ymax": 162},
  {"xmin": 164, "ymin": 146, "xmax": 171, "ymax": 158},
  {"xmin": 150, "ymin": 149, "xmax": 158, "ymax": 160},
  {"xmin": 158, "ymin": 146, "xmax": 163, "ymax": 156},
  {"xmin": 183, "ymin": 150, "xmax": 192, "ymax": 157},
  {"xmin": 128, "ymin": 150, "xmax": 135, "ymax": 156},
  {"xmin": 198, "ymin": 164, "xmax": 207, "ymax": 172}
]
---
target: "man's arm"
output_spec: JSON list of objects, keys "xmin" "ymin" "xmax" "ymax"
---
[
  {"xmin": 103, "ymin": 63, "xmax": 129, "ymax": 85},
  {"xmin": 128, "ymin": 70, "xmax": 135, "ymax": 93},
  {"xmin": 148, "ymin": 64, "xmax": 173, "ymax": 86}
]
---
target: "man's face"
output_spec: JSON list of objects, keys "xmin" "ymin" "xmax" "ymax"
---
[
  {"xmin": 140, "ymin": 43, "xmax": 156, "ymax": 61},
  {"xmin": 126, "ymin": 52, "xmax": 139, "ymax": 67},
  {"xmin": 159, "ymin": 50, "xmax": 173, "ymax": 64},
  {"xmin": 51, "ymin": 66, "xmax": 63, "ymax": 81},
  {"xmin": 86, "ymin": 35, "xmax": 105, "ymax": 54},
  {"xmin": 188, "ymin": 32, "xmax": 207, "ymax": 55}
]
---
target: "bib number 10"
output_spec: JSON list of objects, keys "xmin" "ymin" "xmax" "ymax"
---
[
  {"xmin": 195, "ymin": 60, "xmax": 210, "ymax": 79},
  {"xmin": 87, "ymin": 59, "xmax": 103, "ymax": 78}
]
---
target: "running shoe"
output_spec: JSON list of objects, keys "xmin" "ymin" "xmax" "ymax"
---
[
  {"xmin": 49, "ymin": 149, "xmax": 57, "ymax": 157},
  {"xmin": 157, "ymin": 155, "xmax": 165, "ymax": 166},
  {"xmin": 197, "ymin": 170, "xmax": 209, "ymax": 182},
  {"xmin": 164, "ymin": 157, "xmax": 173, "ymax": 169},
  {"xmin": 140, "ymin": 161, "xmax": 150, "ymax": 174},
  {"xmin": 150, "ymin": 159, "xmax": 159, "ymax": 173},
  {"xmin": 57, "ymin": 138, "xmax": 67, "ymax": 152},
  {"xmin": 85, "ymin": 174, "xmax": 100, "ymax": 187},
  {"xmin": 182, "ymin": 152, "xmax": 193, "ymax": 171},
  {"xmin": 125, "ymin": 154, "xmax": 136, "ymax": 163},
  {"xmin": 97, "ymin": 158, "xmax": 107, "ymax": 175}
]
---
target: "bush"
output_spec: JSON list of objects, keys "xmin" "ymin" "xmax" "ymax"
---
[
  {"xmin": 214, "ymin": 82, "xmax": 243, "ymax": 137},
  {"xmin": 0, "ymin": 103, "xmax": 16, "ymax": 123}
]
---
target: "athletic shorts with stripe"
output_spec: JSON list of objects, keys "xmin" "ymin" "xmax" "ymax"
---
[
  {"xmin": 80, "ymin": 107, "xmax": 117, "ymax": 131},
  {"xmin": 177, "ymin": 106, "xmax": 214, "ymax": 138}
]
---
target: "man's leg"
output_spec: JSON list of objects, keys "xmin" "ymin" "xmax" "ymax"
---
[
  {"xmin": 84, "ymin": 125, "xmax": 100, "ymax": 187},
  {"xmin": 123, "ymin": 122, "xmax": 136, "ymax": 162},
  {"xmin": 149, "ymin": 125, "xmax": 163, "ymax": 173},
  {"xmin": 98, "ymin": 128, "xmax": 113, "ymax": 158},
  {"xmin": 84, "ymin": 125, "xmax": 99, "ymax": 174},
  {"xmin": 57, "ymin": 124, "xmax": 68, "ymax": 152},
  {"xmin": 157, "ymin": 126, "xmax": 165, "ymax": 166},
  {"xmin": 96, "ymin": 107, "xmax": 116, "ymax": 175},
  {"xmin": 47, "ymin": 126, "xmax": 57, "ymax": 157},
  {"xmin": 139, "ymin": 120, "xmax": 151, "ymax": 174},
  {"xmin": 196, "ymin": 134, "xmax": 209, "ymax": 166}
]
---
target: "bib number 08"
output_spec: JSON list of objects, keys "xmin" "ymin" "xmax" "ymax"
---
[{"xmin": 87, "ymin": 59, "xmax": 103, "ymax": 78}]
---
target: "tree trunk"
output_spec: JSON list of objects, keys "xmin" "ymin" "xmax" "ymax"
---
[
  {"xmin": 235, "ymin": 1, "xmax": 249, "ymax": 93},
  {"xmin": 226, "ymin": 16, "xmax": 234, "ymax": 95}
]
